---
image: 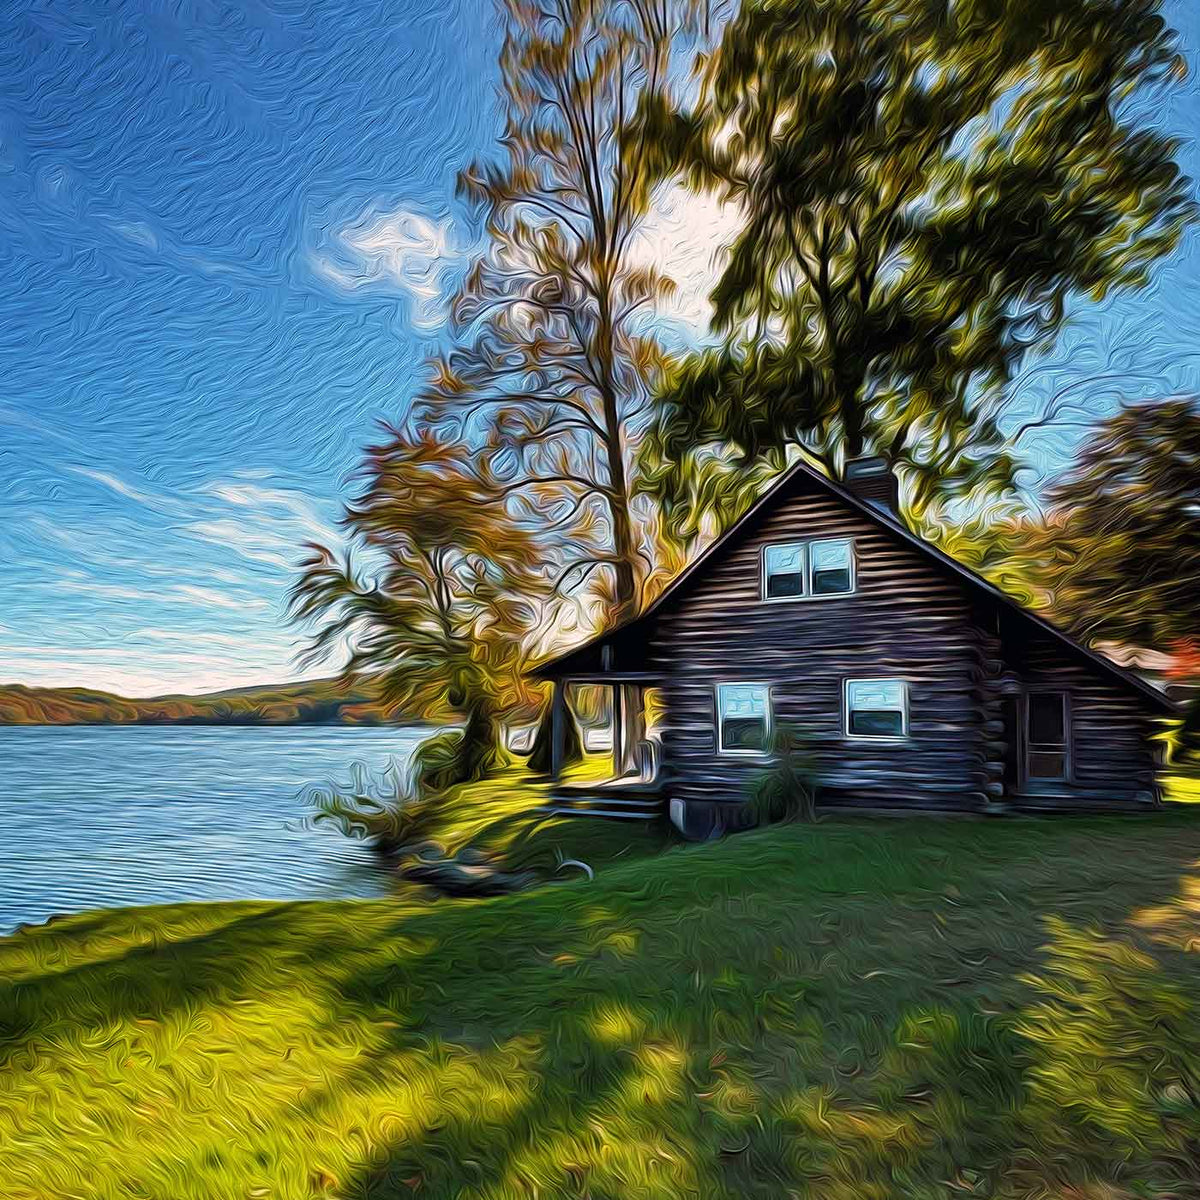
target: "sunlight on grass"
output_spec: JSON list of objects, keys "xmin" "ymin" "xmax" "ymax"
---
[{"xmin": 4, "ymin": 810, "xmax": 1200, "ymax": 1197}]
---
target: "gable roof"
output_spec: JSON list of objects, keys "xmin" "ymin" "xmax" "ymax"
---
[{"xmin": 533, "ymin": 456, "xmax": 1178, "ymax": 714}]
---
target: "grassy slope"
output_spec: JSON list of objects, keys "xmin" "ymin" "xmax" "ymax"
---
[{"xmin": 5, "ymin": 796, "xmax": 1200, "ymax": 1199}]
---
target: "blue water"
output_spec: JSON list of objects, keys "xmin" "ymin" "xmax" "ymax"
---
[{"xmin": 0, "ymin": 725, "xmax": 427, "ymax": 933}]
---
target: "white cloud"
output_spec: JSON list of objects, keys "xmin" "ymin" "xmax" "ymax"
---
[
  {"xmin": 186, "ymin": 479, "xmax": 342, "ymax": 573},
  {"xmin": 64, "ymin": 580, "xmax": 152, "ymax": 603},
  {"xmin": 66, "ymin": 465, "xmax": 165, "ymax": 508},
  {"xmin": 57, "ymin": 576, "xmax": 269, "ymax": 613},
  {"xmin": 133, "ymin": 627, "xmax": 297, "ymax": 653},
  {"xmin": 171, "ymin": 584, "xmax": 270, "ymax": 612},
  {"xmin": 632, "ymin": 185, "xmax": 744, "ymax": 334},
  {"xmin": 310, "ymin": 204, "xmax": 460, "ymax": 331},
  {"xmin": 201, "ymin": 482, "xmax": 337, "ymax": 544}
]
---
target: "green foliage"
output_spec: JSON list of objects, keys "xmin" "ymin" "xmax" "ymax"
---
[
  {"xmin": 309, "ymin": 764, "xmax": 459, "ymax": 857},
  {"xmin": 745, "ymin": 723, "xmax": 820, "ymax": 826},
  {"xmin": 648, "ymin": 0, "xmax": 1195, "ymax": 524},
  {"xmin": 1028, "ymin": 397, "xmax": 1200, "ymax": 649}
]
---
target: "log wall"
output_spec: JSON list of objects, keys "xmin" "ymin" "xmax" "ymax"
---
[{"xmin": 636, "ymin": 478, "xmax": 1161, "ymax": 813}]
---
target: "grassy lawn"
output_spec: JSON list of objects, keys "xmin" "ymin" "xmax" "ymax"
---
[{"xmin": 5, "ymin": 799, "xmax": 1200, "ymax": 1198}]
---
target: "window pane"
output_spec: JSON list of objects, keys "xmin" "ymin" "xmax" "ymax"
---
[
  {"xmin": 812, "ymin": 567, "xmax": 852, "ymax": 595},
  {"xmin": 720, "ymin": 685, "xmax": 769, "ymax": 719},
  {"xmin": 810, "ymin": 539, "xmax": 851, "ymax": 572},
  {"xmin": 722, "ymin": 717, "xmax": 768, "ymax": 750},
  {"xmin": 849, "ymin": 709, "xmax": 905, "ymax": 737},
  {"xmin": 1028, "ymin": 750, "xmax": 1066, "ymax": 780},
  {"xmin": 847, "ymin": 680, "xmax": 904, "ymax": 711},
  {"xmin": 810, "ymin": 539, "xmax": 853, "ymax": 595},
  {"xmin": 765, "ymin": 543, "xmax": 804, "ymax": 575},
  {"xmin": 767, "ymin": 571, "xmax": 805, "ymax": 598},
  {"xmin": 719, "ymin": 685, "xmax": 770, "ymax": 751},
  {"xmin": 764, "ymin": 543, "xmax": 805, "ymax": 598},
  {"xmin": 1028, "ymin": 693, "xmax": 1065, "ymax": 744}
]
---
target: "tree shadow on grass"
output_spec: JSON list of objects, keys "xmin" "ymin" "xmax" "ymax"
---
[
  {"xmin": 0, "ymin": 901, "xmax": 365, "ymax": 1069},
  {"xmin": 322, "ymin": 824, "xmax": 1200, "ymax": 1199}
]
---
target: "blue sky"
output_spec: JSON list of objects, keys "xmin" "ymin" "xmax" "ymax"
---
[{"xmin": 2, "ymin": 0, "xmax": 1199, "ymax": 696}]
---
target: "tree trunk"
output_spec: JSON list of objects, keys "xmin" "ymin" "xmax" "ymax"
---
[{"xmin": 596, "ymin": 295, "xmax": 641, "ymax": 623}]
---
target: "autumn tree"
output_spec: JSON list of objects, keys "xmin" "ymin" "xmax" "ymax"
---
[
  {"xmin": 1023, "ymin": 398, "xmax": 1200, "ymax": 650},
  {"xmin": 289, "ymin": 427, "xmax": 545, "ymax": 785},
  {"xmin": 417, "ymin": 0, "xmax": 713, "ymax": 625},
  {"xmin": 648, "ymin": 0, "xmax": 1195, "ymax": 529}
]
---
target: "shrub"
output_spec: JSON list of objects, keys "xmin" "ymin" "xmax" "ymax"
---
[
  {"xmin": 745, "ymin": 724, "xmax": 820, "ymax": 826},
  {"xmin": 308, "ymin": 756, "xmax": 459, "ymax": 856}
]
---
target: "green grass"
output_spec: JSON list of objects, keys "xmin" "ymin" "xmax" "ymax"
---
[
  {"xmin": 5, "ymin": 797, "xmax": 1200, "ymax": 1198},
  {"xmin": 356, "ymin": 755, "xmax": 672, "ymax": 878}
]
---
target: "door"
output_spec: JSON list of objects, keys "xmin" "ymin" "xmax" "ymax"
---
[{"xmin": 1025, "ymin": 691, "xmax": 1069, "ymax": 784}]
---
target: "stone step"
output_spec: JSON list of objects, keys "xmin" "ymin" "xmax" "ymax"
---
[{"xmin": 536, "ymin": 804, "xmax": 661, "ymax": 821}]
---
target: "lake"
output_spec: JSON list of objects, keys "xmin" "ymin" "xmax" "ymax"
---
[{"xmin": 0, "ymin": 725, "xmax": 428, "ymax": 933}]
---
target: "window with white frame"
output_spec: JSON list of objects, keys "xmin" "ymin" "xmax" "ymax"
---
[
  {"xmin": 810, "ymin": 538, "xmax": 854, "ymax": 595},
  {"xmin": 762, "ymin": 538, "xmax": 855, "ymax": 599},
  {"xmin": 845, "ymin": 679, "xmax": 908, "ymax": 739},
  {"xmin": 717, "ymin": 683, "xmax": 772, "ymax": 753},
  {"xmin": 763, "ymin": 542, "xmax": 806, "ymax": 598}
]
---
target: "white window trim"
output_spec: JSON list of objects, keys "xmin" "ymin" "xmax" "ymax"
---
[
  {"xmin": 761, "ymin": 538, "xmax": 856, "ymax": 602},
  {"xmin": 715, "ymin": 681, "xmax": 774, "ymax": 756},
  {"xmin": 844, "ymin": 677, "xmax": 910, "ymax": 742},
  {"xmin": 760, "ymin": 542, "xmax": 807, "ymax": 602}
]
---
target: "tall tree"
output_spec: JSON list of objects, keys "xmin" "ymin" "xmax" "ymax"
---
[
  {"xmin": 649, "ymin": 0, "xmax": 1195, "ymax": 520},
  {"xmin": 289, "ymin": 427, "xmax": 544, "ymax": 784},
  {"xmin": 1021, "ymin": 398, "xmax": 1200, "ymax": 650},
  {"xmin": 417, "ymin": 0, "xmax": 711, "ymax": 624}
]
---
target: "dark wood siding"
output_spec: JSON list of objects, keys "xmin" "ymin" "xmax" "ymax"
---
[
  {"xmin": 996, "ymin": 614, "xmax": 1160, "ymax": 807},
  {"xmin": 645, "ymin": 482, "xmax": 989, "ymax": 810},
  {"xmin": 635, "ymin": 477, "xmax": 1161, "ymax": 812}
]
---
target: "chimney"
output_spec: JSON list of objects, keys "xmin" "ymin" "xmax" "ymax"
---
[{"xmin": 843, "ymin": 456, "xmax": 899, "ymax": 515}]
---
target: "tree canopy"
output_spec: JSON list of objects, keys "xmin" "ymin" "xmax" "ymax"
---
[
  {"xmin": 289, "ymin": 426, "xmax": 545, "ymax": 779},
  {"xmin": 648, "ymin": 0, "xmax": 1195, "ymax": 526},
  {"xmin": 416, "ymin": 0, "xmax": 714, "ymax": 624},
  {"xmin": 1027, "ymin": 397, "xmax": 1200, "ymax": 650}
]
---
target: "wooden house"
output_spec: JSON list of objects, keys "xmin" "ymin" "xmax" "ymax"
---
[{"xmin": 532, "ymin": 457, "xmax": 1176, "ymax": 832}]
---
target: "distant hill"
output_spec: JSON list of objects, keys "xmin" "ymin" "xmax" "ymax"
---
[{"xmin": 0, "ymin": 678, "xmax": 407, "ymax": 726}]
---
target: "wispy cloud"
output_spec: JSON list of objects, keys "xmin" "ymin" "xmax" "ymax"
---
[
  {"xmin": 134, "ymin": 627, "xmax": 298, "ymax": 652},
  {"xmin": 186, "ymin": 478, "xmax": 342, "ymax": 572},
  {"xmin": 309, "ymin": 204, "xmax": 462, "ymax": 331},
  {"xmin": 201, "ymin": 482, "xmax": 337, "ymax": 543},
  {"xmin": 65, "ymin": 465, "xmax": 172, "ymax": 510}
]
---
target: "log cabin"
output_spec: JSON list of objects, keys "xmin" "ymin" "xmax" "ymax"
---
[{"xmin": 532, "ymin": 456, "xmax": 1177, "ymax": 833}]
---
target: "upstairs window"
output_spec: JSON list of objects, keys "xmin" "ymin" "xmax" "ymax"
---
[
  {"xmin": 845, "ymin": 679, "xmax": 908, "ymax": 739},
  {"xmin": 717, "ymin": 683, "xmax": 772, "ymax": 753},
  {"xmin": 810, "ymin": 538, "xmax": 854, "ymax": 595},
  {"xmin": 763, "ymin": 542, "xmax": 806, "ymax": 598},
  {"xmin": 1027, "ymin": 691, "xmax": 1069, "ymax": 780},
  {"xmin": 762, "ymin": 538, "xmax": 855, "ymax": 600}
]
